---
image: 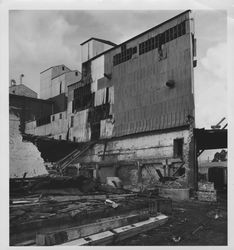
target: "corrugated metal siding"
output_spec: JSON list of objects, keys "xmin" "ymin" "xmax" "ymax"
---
[{"xmin": 104, "ymin": 11, "xmax": 194, "ymax": 137}]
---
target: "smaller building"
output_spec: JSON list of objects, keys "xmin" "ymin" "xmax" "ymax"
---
[{"xmin": 9, "ymin": 83, "xmax": 38, "ymax": 98}]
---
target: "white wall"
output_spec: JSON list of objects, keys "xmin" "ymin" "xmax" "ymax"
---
[
  {"xmin": 51, "ymin": 74, "xmax": 66, "ymax": 97},
  {"xmin": 10, "ymin": 113, "xmax": 48, "ymax": 178},
  {"xmin": 40, "ymin": 68, "xmax": 52, "ymax": 99},
  {"xmin": 69, "ymin": 109, "xmax": 91, "ymax": 142}
]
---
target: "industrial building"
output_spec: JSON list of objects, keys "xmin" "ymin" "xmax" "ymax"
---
[
  {"xmin": 9, "ymin": 10, "xmax": 228, "ymax": 246},
  {"xmin": 22, "ymin": 10, "xmax": 198, "ymax": 192}
]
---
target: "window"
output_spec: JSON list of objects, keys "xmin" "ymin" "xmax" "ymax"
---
[
  {"xmin": 62, "ymin": 66, "xmax": 65, "ymax": 71},
  {"xmin": 173, "ymin": 138, "xmax": 184, "ymax": 159},
  {"xmin": 59, "ymin": 82, "xmax": 62, "ymax": 94},
  {"xmin": 59, "ymin": 113, "xmax": 62, "ymax": 119},
  {"xmin": 75, "ymin": 71, "xmax": 78, "ymax": 76},
  {"xmin": 73, "ymin": 137, "xmax": 76, "ymax": 142},
  {"xmin": 71, "ymin": 116, "xmax": 74, "ymax": 127},
  {"xmin": 52, "ymin": 115, "xmax": 55, "ymax": 122},
  {"xmin": 59, "ymin": 135, "xmax": 62, "ymax": 140},
  {"xmin": 132, "ymin": 46, "xmax": 137, "ymax": 54}
]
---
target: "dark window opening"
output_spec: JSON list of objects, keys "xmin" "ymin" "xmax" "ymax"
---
[
  {"xmin": 106, "ymin": 87, "xmax": 109, "ymax": 104},
  {"xmin": 12, "ymin": 90, "xmax": 15, "ymax": 94},
  {"xmin": 73, "ymin": 84, "xmax": 93, "ymax": 112},
  {"xmin": 71, "ymin": 116, "xmax": 74, "ymax": 127},
  {"xmin": 59, "ymin": 135, "xmax": 62, "ymax": 140},
  {"xmin": 62, "ymin": 66, "xmax": 65, "ymax": 71},
  {"xmin": 59, "ymin": 113, "xmax": 62, "ymax": 119},
  {"xmin": 36, "ymin": 115, "xmax": 51, "ymax": 126},
  {"xmin": 73, "ymin": 136, "xmax": 76, "ymax": 142},
  {"xmin": 173, "ymin": 138, "xmax": 184, "ymax": 159},
  {"xmin": 91, "ymin": 122, "xmax": 101, "ymax": 140},
  {"xmin": 132, "ymin": 46, "xmax": 137, "ymax": 54},
  {"xmin": 59, "ymin": 82, "xmax": 62, "ymax": 94},
  {"xmin": 52, "ymin": 115, "xmax": 55, "ymax": 121},
  {"xmin": 75, "ymin": 71, "xmax": 78, "ymax": 76}
]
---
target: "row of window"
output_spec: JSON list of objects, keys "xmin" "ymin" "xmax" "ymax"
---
[
  {"xmin": 113, "ymin": 21, "xmax": 186, "ymax": 66},
  {"xmin": 113, "ymin": 46, "xmax": 137, "ymax": 66},
  {"xmin": 139, "ymin": 21, "xmax": 186, "ymax": 55},
  {"xmin": 51, "ymin": 113, "xmax": 63, "ymax": 122}
]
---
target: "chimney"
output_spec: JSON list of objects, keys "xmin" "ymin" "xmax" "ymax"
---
[
  {"xmin": 10, "ymin": 79, "xmax": 16, "ymax": 86},
  {"xmin": 20, "ymin": 74, "xmax": 24, "ymax": 84}
]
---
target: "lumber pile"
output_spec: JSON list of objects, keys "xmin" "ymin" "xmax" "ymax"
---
[{"xmin": 10, "ymin": 192, "xmax": 171, "ymax": 246}]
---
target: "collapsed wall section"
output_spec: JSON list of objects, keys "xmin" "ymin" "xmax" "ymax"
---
[{"xmin": 9, "ymin": 112, "xmax": 48, "ymax": 178}]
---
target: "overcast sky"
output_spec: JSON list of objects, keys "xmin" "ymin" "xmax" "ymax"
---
[{"xmin": 9, "ymin": 10, "xmax": 227, "ymax": 130}]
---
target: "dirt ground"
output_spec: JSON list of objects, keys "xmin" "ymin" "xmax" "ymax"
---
[{"xmin": 116, "ymin": 192, "xmax": 227, "ymax": 246}]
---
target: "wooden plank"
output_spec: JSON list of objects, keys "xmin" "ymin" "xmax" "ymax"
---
[
  {"xmin": 36, "ymin": 211, "xmax": 149, "ymax": 245},
  {"xmin": 62, "ymin": 231, "xmax": 114, "ymax": 246},
  {"xmin": 112, "ymin": 214, "xmax": 168, "ymax": 242},
  {"xmin": 62, "ymin": 214, "xmax": 168, "ymax": 246},
  {"xmin": 14, "ymin": 240, "xmax": 36, "ymax": 246}
]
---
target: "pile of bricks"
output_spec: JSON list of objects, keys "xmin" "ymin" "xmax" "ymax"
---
[{"xmin": 197, "ymin": 182, "xmax": 217, "ymax": 202}]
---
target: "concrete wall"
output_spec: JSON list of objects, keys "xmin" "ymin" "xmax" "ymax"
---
[
  {"xmin": 10, "ymin": 113, "xmax": 48, "ymax": 178},
  {"xmin": 25, "ymin": 111, "xmax": 68, "ymax": 140},
  {"xmin": 51, "ymin": 73, "xmax": 66, "ymax": 97},
  {"xmin": 40, "ymin": 65, "xmax": 71, "ymax": 99},
  {"xmin": 77, "ymin": 127, "xmax": 195, "ymax": 188},
  {"xmin": 51, "ymin": 71, "xmax": 81, "ymax": 98},
  {"xmin": 40, "ymin": 68, "xmax": 52, "ymax": 99},
  {"xmin": 81, "ymin": 39, "xmax": 114, "ymax": 63}
]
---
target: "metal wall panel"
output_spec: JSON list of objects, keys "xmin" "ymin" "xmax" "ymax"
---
[{"xmin": 104, "ymin": 11, "xmax": 194, "ymax": 137}]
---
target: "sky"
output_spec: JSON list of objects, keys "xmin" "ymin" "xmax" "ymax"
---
[{"xmin": 9, "ymin": 9, "xmax": 227, "ymax": 131}]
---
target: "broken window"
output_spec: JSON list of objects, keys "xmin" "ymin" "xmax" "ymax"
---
[{"xmin": 173, "ymin": 138, "xmax": 184, "ymax": 159}]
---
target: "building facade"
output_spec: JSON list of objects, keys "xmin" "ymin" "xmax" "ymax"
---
[{"xmin": 25, "ymin": 10, "xmax": 197, "ymax": 189}]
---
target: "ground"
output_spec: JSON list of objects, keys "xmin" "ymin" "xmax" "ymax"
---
[{"xmin": 116, "ymin": 192, "xmax": 227, "ymax": 246}]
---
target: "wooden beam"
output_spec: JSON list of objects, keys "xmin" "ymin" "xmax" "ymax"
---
[
  {"xmin": 61, "ymin": 214, "xmax": 168, "ymax": 246},
  {"xmin": 36, "ymin": 211, "xmax": 149, "ymax": 245}
]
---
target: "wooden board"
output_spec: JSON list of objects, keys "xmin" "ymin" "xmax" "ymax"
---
[
  {"xmin": 36, "ymin": 211, "xmax": 149, "ymax": 245},
  {"xmin": 61, "ymin": 214, "xmax": 168, "ymax": 246}
]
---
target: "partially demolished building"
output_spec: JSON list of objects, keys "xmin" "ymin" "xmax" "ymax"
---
[{"xmin": 24, "ymin": 10, "xmax": 197, "ymax": 190}]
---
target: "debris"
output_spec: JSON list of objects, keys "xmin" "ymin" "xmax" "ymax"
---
[
  {"xmin": 192, "ymin": 225, "xmax": 203, "ymax": 235},
  {"xmin": 214, "ymin": 214, "xmax": 219, "ymax": 220},
  {"xmin": 106, "ymin": 177, "xmax": 122, "ymax": 188},
  {"xmin": 104, "ymin": 199, "xmax": 119, "ymax": 208},
  {"xmin": 174, "ymin": 208, "xmax": 186, "ymax": 213},
  {"xmin": 172, "ymin": 236, "xmax": 181, "ymax": 242},
  {"xmin": 198, "ymin": 182, "xmax": 215, "ymax": 192}
]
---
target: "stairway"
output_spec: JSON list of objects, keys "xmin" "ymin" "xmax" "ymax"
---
[{"xmin": 54, "ymin": 141, "xmax": 96, "ymax": 174}]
